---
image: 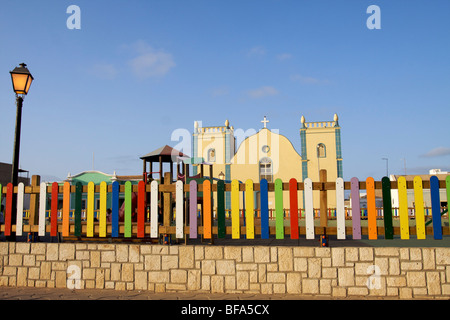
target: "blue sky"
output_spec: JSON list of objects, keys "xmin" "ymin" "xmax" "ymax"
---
[{"xmin": 0, "ymin": 0, "xmax": 449, "ymax": 182}]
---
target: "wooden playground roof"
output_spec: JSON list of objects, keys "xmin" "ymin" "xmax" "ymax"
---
[{"xmin": 140, "ymin": 145, "xmax": 189, "ymax": 163}]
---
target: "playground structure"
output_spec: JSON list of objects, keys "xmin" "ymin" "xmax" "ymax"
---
[{"xmin": 0, "ymin": 169, "xmax": 449, "ymax": 242}]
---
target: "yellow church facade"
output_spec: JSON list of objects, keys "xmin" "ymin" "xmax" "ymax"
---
[{"xmin": 191, "ymin": 115, "xmax": 343, "ymax": 210}]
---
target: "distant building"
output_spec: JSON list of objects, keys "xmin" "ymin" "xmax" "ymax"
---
[
  {"xmin": 390, "ymin": 170, "xmax": 449, "ymax": 209},
  {"xmin": 0, "ymin": 162, "xmax": 30, "ymax": 186}
]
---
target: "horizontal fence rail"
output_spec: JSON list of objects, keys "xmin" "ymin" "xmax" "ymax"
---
[{"xmin": 0, "ymin": 175, "xmax": 449, "ymax": 242}]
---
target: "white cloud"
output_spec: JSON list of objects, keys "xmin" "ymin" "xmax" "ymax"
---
[
  {"xmin": 421, "ymin": 147, "xmax": 450, "ymax": 158},
  {"xmin": 211, "ymin": 86, "xmax": 229, "ymax": 97},
  {"xmin": 290, "ymin": 74, "xmax": 328, "ymax": 85},
  {"xmin": 247, "ymin": 86, "xmax": 279, "ymax": 98},
  {"xmin": 127, "ymin": 40, "xmax": 175, "ymax": 78},
  {"xmin": 90, "ymin": 63, "xmax": 118, "ymax": 80},
  {"xmin": 277, "ymin": 53, "xmax": 292, "ymax": 61},
  {"xmin": 247, "ymin": 46, "xmax": 266, "ymax": 57}
]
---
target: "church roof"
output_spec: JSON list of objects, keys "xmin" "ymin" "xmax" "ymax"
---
[{"xmin": 140, "ymin": 145, "xmax": 189, "ymax": 162}]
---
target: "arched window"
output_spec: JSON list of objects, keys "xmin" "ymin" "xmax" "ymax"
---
[
  {"xmin": 317, "ymin": 143, "xmax": 326, "ymax": 158},
  {"xmin": 259, "ymin": 157, "xmax": 273, "ymax": 182},
  {"xmin": 208, "ymin": 148, "xmax": 216, "ymax": 162}
]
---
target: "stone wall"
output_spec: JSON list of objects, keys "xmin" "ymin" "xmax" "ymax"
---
[{"xmin": 0, "ymin": 242, "xmax": 449, "ymax": 299}]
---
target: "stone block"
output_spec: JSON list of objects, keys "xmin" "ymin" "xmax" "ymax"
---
[
  {"xmin": 332, "ymin": 248, "xmax": 345, "ymax": 267},
  {"xmin": 308, "ymin": 258, "xmax": 321, "ymax": 278},
  {"xmin": 116, "ymin": 245, "xmax": 129, "ymax": 262},
  {"xmin": 16, "ymin": 243, "xmax": 30, "ymax": 254},
  {"xmin": 46, "ymin": 244, "xmax": 59, "ymax": 261},
  {"xmin": 59, "ymin": 244, "xmax": 75, "ymax": 261},
  {"xmin": 135, "ymin": 271, "xmax": 148, "ymax": 290},
  {"xmin": 338, "ymin": 268, "xmax": 355, "ymax": 287},
  {"xmin": 286, "ymin": 273, "xmax": 301, "ymax": 294},
  {"xmin": 202, "ymin": 260, "xmax": 216, "ymax": 275},
  {"xmin": 216, "ymin": 260, "xmax": 235, "ymax": 275},
  {"xmin": 171, "ymin": 270, "xmax": 187, "ymax": 283},
  {"xmin": 302, "ymin": 279, "xmax": 319, "ymax": 294},
  {"xmin": 278, "ymin": 247, "xmax": 293, "ymax": 271},
  {"xmin": 236, "ymin": 271, "xmax": 249, "ymax": 290},
  {"xmin": 149, "ymin": 271, "xmax": 169, "ymax": 283},
  {"xmin": 211, "ymin": 276, "xmax": 225, "ymax": 293},
  {"xmin": 426, "ymin": 272, "xmax": 441, "ymax": 296},
  {"xmin": 145, "ymin": 255, "xmax": 161, "ymax": 271},
  {"xmin": 205, "ymin": 247, "xmax": 223, "ymax": 260},
  {"xmin": 122, "ymin": 263, "xmax": 134, "ymax": 282},
  {"xmin": 101, "ymin": 251, "xmax": 115, "ymax": 263},
  {"xmin": 224, "ymin": 247, "xmax": 242, "ymax": 261},
  {"xmin": 187, "ymin": 270, "xmax": 201, "ymax": 290},
  {"xmin": 254, "ymin": 247, "xmax": 270, "ymax": 263},
  {"xmin": 242, "ymin": 247, "xmax": 254, "ymax": 262},
  {"xmin": 179, "ymin": 246, "xmax": 194, "ymax": 268},
  {"xmin": 161, "ymin": 255, "xmax": 178, "ymax": 270}
]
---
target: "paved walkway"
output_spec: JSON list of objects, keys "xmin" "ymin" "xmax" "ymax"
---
[{"xmin": 0, "ymin": 286, "xmax": 392, "ymax": 301}]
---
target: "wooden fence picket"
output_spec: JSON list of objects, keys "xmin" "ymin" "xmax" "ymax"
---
[
  {"xmin": 289, "ymin": 178, "xmax": 299, "ymax": 240},
  {"xmin": 150, "ymin": 181, "xmax": 158, "ymax": 238},
  {"xmin": 62, "ymin": 181, "xmax": 71, "ymax": 237},
  {"xmin": 304, "ymin": 178, "xmax": 314, "ymax": 240},
  {"xmin": 74, "ymin": 182, "xmax": 83, "ymax": 237},
  {"xmin": 430, "ymin": 176, "xmax": 442, "ymax": 240},
  {"xmin": 189, "ymin": 180, "xmax": 197, "ymax": 239},
  {"xmin": 398, "ymin": 176, "xmax": 410, "ymax": 240},
  {"xmin": 111, "ymin": 181, "xmax": 120, "ymax": 238},
  {"xmin": 203, "ymin": 180, "xmax": 212, "ymax": 239},
  {"xmin": 176, "ymin": 181, "xmax": 184, "ymax": 239},
  {"xmin": 382, "ymin": 177, "xmax": 394, "ymax": 239},
  {"xmin": 16, "ymin": 183, "xmax": 24, "ymax": 237},
  {"xmin": 366, "ymin": 177, "xmax": 377, "ymax": 240},
  {"xmin": 137, "ymin": 181, "xmax": 146, "ymax": 238},
  {"xmin": 231, "ymin": 180, "xmax": 240, "ymax": 239},
  {"xmin": 87, "ymin": 182, "xmax": 95, "ymax": 237},
  {"xmin": 51, "ymin": 182, "xmax": 59, "ymax": 237},
  {"xmin": 245, "ymin": 179, "xmax": 255, "ymax": 239},
  {"xmin": 413, "ymin": 176, "xmax": 425, "ymax": 239},
  {"xmin": 275, "ymin": 179, "xmax": 284, "ymax": 239},
  {"xmin": 260, "ymin": 179, "xmax": 269, "ymax": 239},
  {"xmin": 336, "ymin": 177, "xmax": 346, "ymax": 240},
  {"xmin": 99, "ymin": 181, "xmax": 107, "ymax": 238},
  {"xmin": 124, "ymin": 181, "xmax": 132, "ymax": 238},
  {"xmin": 4, "ymin": 183, "xmax": 12, "ymax": 236},
  {"xmin": 217, "ymin": 180, "xmax": 226, "ymax": 238},
  {"xmin": 38, "ymin": 182, "xmax": 47, "ymax": 236},
  {"xmin": 350, "ymin": 177, "xmax": 361, "ymax": 240}
]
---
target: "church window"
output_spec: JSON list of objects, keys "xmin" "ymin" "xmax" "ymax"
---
[
  {"xmin": 262, "ymin": 145, "xmax": 270, "ymax": 153},
  {"xmin": 208, "ymin": 148, "xmax": 216, "ymax": 162},
  {"xmin": 259, "ymin": 157, "xmax": 273, "ymax": 182},
  {"xmin": 317, "ymin": 143, "xmax": 326, "ymax": 158}
]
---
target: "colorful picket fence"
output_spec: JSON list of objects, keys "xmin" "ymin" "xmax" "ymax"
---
[{"xmin": 0, "ymin": 175, "xmax": 449, "ymax": 241}]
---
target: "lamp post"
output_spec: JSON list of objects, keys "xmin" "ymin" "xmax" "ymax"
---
[{"xmin": 9, "ymin": 63, "xmax": 33, "ymax": 239}]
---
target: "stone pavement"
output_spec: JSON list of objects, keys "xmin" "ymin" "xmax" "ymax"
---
[{"xmin": 0, "ymin": 286, "xmax": 406, "ymax": 300}]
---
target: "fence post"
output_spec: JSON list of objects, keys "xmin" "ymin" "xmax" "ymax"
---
[
  {"xmin": 28, "ymin": 175, "xmax": 40, "ymax": 229},
  {"xmin": 319, "ymin": 169, "xmax": 328, "ymax": 228},
  {"xmin": 163, "ymin": 172, "xmax": 173, "ymax": 231}
]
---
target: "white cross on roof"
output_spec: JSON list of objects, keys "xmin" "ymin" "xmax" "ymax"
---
[{"xmin": 261, "ymin": 116, "xmax": 269, "ymax": 128}]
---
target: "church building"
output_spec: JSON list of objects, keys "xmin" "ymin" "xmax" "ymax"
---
[{"xmin": 191, "ymin": 114, "xmax": 343, "ymax": 210}]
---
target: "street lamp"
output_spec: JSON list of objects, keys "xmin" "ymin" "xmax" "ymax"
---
[
  {"xmin": 218, "ymin": 171, "xmax": 225, "ymax": 181},
  {"xmin": 10, "ymin": 63, "xmax": 33, "ymax": 188},
  {"xmin": 9, "ymin": 63, "xmax": 33, "ymax": 239}
]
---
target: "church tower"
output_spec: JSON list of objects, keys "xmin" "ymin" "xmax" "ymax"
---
[
  {"xmin": 192, "ymin": 120, "xmax": 235, "ymax": 177},
  {"xmin": 300, "ymin": 114, "xmax": 343, "ymax": 183}
]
